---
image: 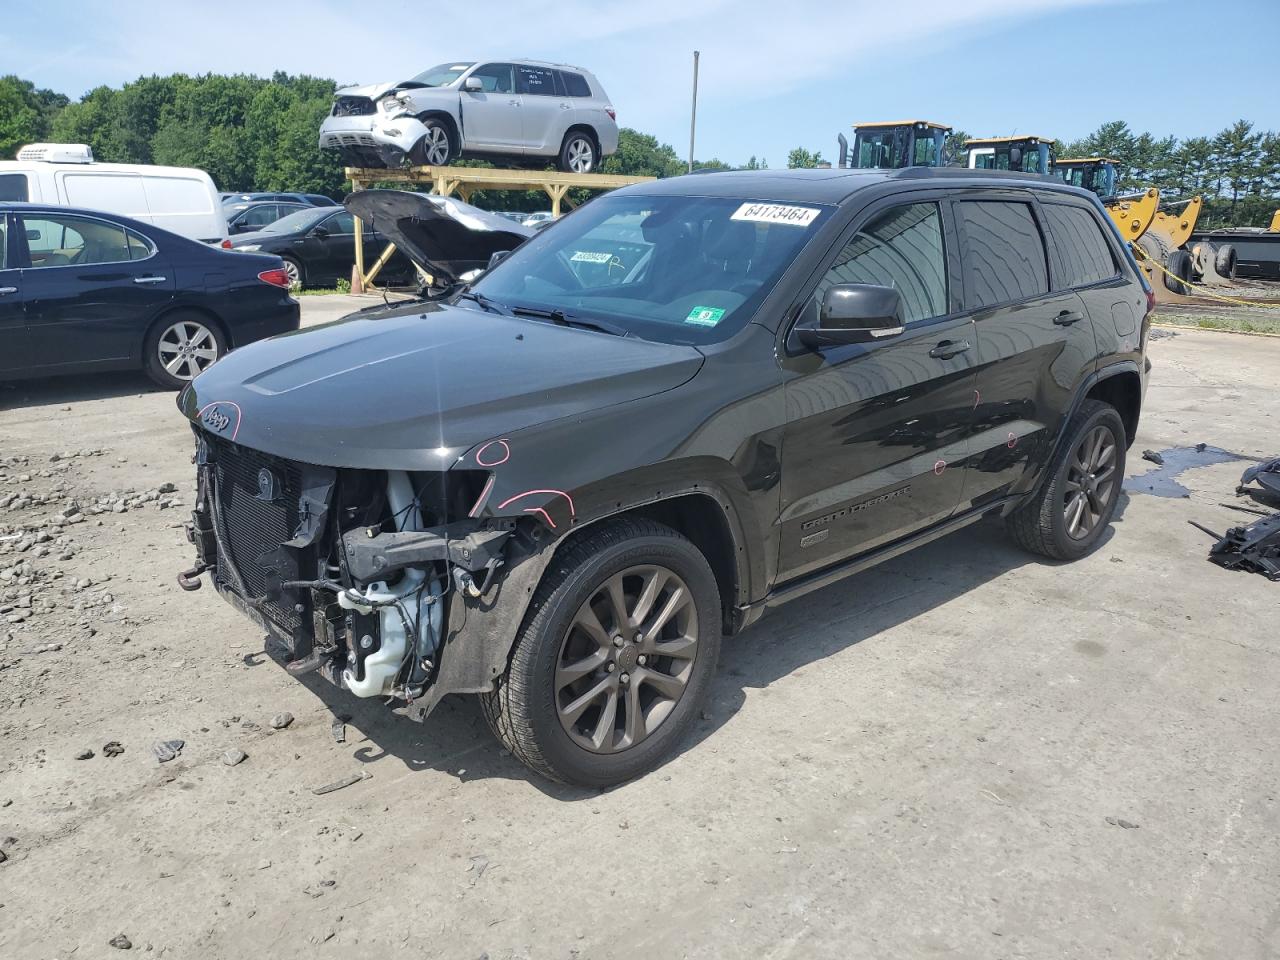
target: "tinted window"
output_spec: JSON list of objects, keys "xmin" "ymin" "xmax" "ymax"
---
[
  {"xmin": 468, "ymin": 63, "xmax": 514, "ymax": 94},
  {"xmin": 239, "ymin": 204, "xmax": 279, "ymax": 228},
  {"xmin": 126, "ymin": 229, "xmax": 154, "ymax": 260},
  {"xmin": 1043, "ymin": 202, "xmax": 1117, "ymax": 287},
  {"xmin": 561, "ymin": 71, "xmax": 592, "ymax": 97},
  {"xmin": 22, "ymin": 215, "xmax": 132, "ymax": 268},
  {"xmin": 517, "ymin": 65, "xmax": 555, "ymax": 96},
  {"xmin": 957, "ymin": 201, "xmax": 1048, "ymax": 307},
  {"xmin": 814, "ymin": 203, "xmax": 948, "ymax": 325},
  {"xmin": 321, "ymin": 211, "xmax": 355, "ymax": 235},
  {"xmin": 0, "ymin": 216, "xmax": 8, "ymax": 268},
  {"xmin": 0, "ymin": 173, "xmax": 29, "ymax": 202}
]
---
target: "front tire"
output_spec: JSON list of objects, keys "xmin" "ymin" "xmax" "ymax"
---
[
  {"xmin": 558, "ymin": 130, "xmax": 598, "ymax": 173},
  {"xmin": 1165, "ymin": 248, "xmax": 1193, "ymax": 293},
  {"xmin": 143, "ymin": 312, "xmax": 227, "ymax": 389},
  {"xmin": 409, "ymin": 119, "xmax": 455, "ymax": 166},
  {"xmin": 1006, "ymin": 399, "xmax": 1126, "ymax": 561},
  {"xmin": 480, "ymin": 518, "xmax": 721, "ymax": 787},
  {"xmin": 280, "ymin": 255, "xmax": 304, "ymax": 289}
]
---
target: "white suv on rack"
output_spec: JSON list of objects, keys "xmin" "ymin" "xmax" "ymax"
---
[{"xmin": 319, "ymin": 60, "xmax": 619, "ymax": 173}]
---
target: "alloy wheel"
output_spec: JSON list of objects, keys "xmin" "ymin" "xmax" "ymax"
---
[
  {"xmin": 282, "ymin": 258, "xmax": 301, "ymax": 286},
  {"xmin": 421, "ymin": 125, "xmax": 451, "ymax": 166},
  {"xmin": 1063, "ymin": 424, "xmax": 1117, "ymax": 540},
  {"xmin": 566, "ymin": 137, "xmax": 595, "ymax": 173},
  {"xmin": 156, "ymin": 319, "xmax": 220, "ymax": 382},
  {"xmin": 554, "ymin": 565, "xmax": 699, "ymax": 754}
]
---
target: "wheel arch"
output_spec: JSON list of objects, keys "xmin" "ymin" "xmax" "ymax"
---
[
  {"xmin": 138, "ymin": 303, "xmax": 230, "ymax": 363},
  {"xmin": 418, "ymin": 109, "xmax": 461, "ymax": 151},
  {"xmin": 1083, "ymin": 365, "xmax": 1142, "ymax": 447}
]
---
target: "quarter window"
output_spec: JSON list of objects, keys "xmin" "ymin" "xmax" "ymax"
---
[
  {"xmin": 560, "ymin": 71, "xmax": 592, "ymax": 98},
  {"xmin": 468, "ymin": 63, "xmax": 514, "ymax": 94},
  {"xmin": 957, "ymin": 200, "xmax": 1048, "ymax": 308},
  {"xmin": 1043, "ymin": 202, "xmax": 1117, "ymax": 288},
  {"xmin": 0, "ymin": 173, "xmax": 29, "ymax": 202},
  {"xmin": 125, "ymin": 229, "xmax": 154, "ymax": 260},
  {"xmin": 814, "ymin": 202, "xmax": 948, "ymax": 325},
  {"xmin": 517, "ymin": 66, "xmax": 555, "ymax": 96},
  {"xmin": 21, "ymin": 215, "xmax": 133, "ymax": 268}
]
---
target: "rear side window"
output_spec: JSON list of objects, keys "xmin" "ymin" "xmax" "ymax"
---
[
  {"xmin": 560, "ymin": 71, "xmax": 592, "ymax": 97},
  {"xmin": 517, "ymin": 65, "xmax": 555, "ymax": 96},
  {"xmin": 125, "ymin": 229, "xmax": 154, "ymax": 259},
  {"xmin": 1043, "ymin": 202, "xmax": 1117, "ymax": 288},
  {"xmin": 957, "ymin": 200, "xmax": 1048, "ymax": 308},
  {"xmin": 0, "ymin": 173, "xmax": 29, "ymax": 202},
  {"xmin": 815, "ymin": 202, "xmax": 948, "ymax": 325},
  {"xmin": 21, "ymin": 214, "xmax": 133, "ymax": 268}
]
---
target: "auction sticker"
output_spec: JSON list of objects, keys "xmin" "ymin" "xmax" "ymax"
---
[
  {"xmin": 570, "ymin": 250, "xmax": 614, "ymax": 263},
  {"xmin": 730, "ymin": 202, "xmax": 820, "ymax": 226},
  {"xmin": 685, "ymin": 306, "xmax": 726, "ymax": 327}
]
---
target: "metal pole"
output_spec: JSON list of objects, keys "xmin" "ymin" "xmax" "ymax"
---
[{"xmin": 688, "ymin": 50, "xmax": 699, "ymax": 174}]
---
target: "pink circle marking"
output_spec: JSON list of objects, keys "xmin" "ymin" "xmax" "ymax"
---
[
  {"xmin": 933, "ymin": 460, "xmax": 946, "ymax": 476},
  {"xmin": 1007, "ymin": 432, "xmax": 1018, "ymax": 449},
  {"xmin": 475, "ymin": 439, "xmax": 511, "ymax": 467}
]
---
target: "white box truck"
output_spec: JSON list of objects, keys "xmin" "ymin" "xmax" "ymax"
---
[{"xmin": 0, "ymin": 143, "xmax": 227, "ymax": 243}]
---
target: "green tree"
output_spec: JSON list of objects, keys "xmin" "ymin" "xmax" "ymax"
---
[
  {"xmin": 743, "ymin": 155, "xmax": 768, "ymax": 170},
  {"xmin": 786, "ymin": 147, "xmax": 824, "ymax": 169},
  {"xmin": 0, "ymin": 75, "xmax": 69, "ymax": 158}
]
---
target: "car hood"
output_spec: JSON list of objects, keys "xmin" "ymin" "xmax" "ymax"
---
[
  {"xmin": 345, "ymin": 190, "xmax": 534, "ymax": 286},
  {"xmin": 334, "ymin": 81, "xmax": 401, "ymax": 100},
  {"xmin": 178, "ymin": 301, "xmax": 704, "ymax": 470},
  {"xmin": 226, "ymin": 229, "xmax": 291, "ymax": 248}
]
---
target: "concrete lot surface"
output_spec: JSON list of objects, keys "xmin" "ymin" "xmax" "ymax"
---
[{"xmin": 0, "ymin": 306, "xmax": 1277, "ymax": 958}]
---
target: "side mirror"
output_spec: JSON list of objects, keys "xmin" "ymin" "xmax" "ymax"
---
[
  {"xmin": 463, "ymin": 77, "xmax": 483, "ymax": 93},
  {"xmin": 486, "ymin": 249, "xmax": 512, "ymax": 271},
  {"xmin": 798, "ymin": 283, "xmax": 905, "ymax": 348},
  {"xmin": 311, "ymin": 226, "xmax": 329, "ymax": 238},
  {"xmin": 26, "ymin": 229, "xmax": 41, "ymax": 241},
  {"xmin": 1008, "ymin": 146, "xmax": 1023, "ymax": 169}
]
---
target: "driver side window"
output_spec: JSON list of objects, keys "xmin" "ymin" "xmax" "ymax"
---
[
  {"xmin": 21, "ymin": 215, "xmax": 132, "ymax": 268},
  {"xmin": 812, "ymin": 202, "xmax": 948, "ymax": 325},
  {"xmin": 468, "ymin": 63, "xmax": 514, "ymax": 94}
]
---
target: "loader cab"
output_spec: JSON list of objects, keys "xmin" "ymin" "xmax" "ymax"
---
[
  {"xmin": 1053, "ymin": 158, "xmax": 1119, "ymax": 201},
  {"xmin": 966, "ymin": 136, "xmax": 1056, "ymax": 174},
  {"xmin": 840, "ymin": 121, "xmax": 950, "ymax": 169}
]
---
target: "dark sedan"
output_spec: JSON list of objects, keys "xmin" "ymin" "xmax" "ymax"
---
[
  {"xmin": 225, "ymin": 200, "xmax": 310, "ymax": 235},
  {"xmin": 226, "ymin": 205, "xmax": 413, "ymax": 288},
  {"xmin": 0, "ymin": 203, "xmax": 299, "ymax": 389}
]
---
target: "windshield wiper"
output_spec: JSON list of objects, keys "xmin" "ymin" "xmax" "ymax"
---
[
  {"xmin": 509, "ymin": 305, "xmax": 629, "ymax": 338},
  {"xmin": 455, "ymin": 290, "xmax": 510, "ymax": 315}
]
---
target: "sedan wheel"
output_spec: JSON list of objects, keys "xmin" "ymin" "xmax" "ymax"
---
[
  {"xmin": 555, "ymin": 565, "xmax": 699, "ymax": 754},
  {"xmin": 157, "ymin": 319, "xmax": 220, "ymax": 382}
]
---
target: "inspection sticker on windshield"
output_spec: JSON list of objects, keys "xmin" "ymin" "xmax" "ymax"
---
[
  {"xmin": 570, "ymin": 250, "xmax": 614, "ymax": 263},
  {"xmin": 685, "ymin": 306, "xmax": 726, "ymax": 327},
  {"xmin": 730, "ymin": 202, "xmax": 820, "ymax": 227}
]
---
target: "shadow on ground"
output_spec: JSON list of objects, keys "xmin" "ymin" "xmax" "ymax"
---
[
  {"xmin": 0, "ymin": 371, "xmax": 166, "ymax": 409},
  {"xmin": 274, "ymin": 505, "xmax": 1127, "ymax": 799}
]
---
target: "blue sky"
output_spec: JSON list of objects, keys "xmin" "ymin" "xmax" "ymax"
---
[{"xmin": 4, "ymin": 0, "xmax": 1277, "ymax": 165}]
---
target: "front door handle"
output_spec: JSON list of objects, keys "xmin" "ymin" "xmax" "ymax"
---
[
  {"xmin": 133, "ymin": 276, "xmax": 167, "ymax": 285},
  {"xmin": 1054, "ymin": 310, "xmax": 1084, "ymax": 326},
  {"xmin": 929, "ymin": 339, "xmax": 971, "ymax": 360},
  {"xmin": 0, "ymin": 286, "xmax": 17, "ymax": 296}
]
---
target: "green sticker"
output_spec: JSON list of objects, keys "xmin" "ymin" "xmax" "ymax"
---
[{"xmin": 685, "ymin": 306, "xmax": 725, "ymax": 327}]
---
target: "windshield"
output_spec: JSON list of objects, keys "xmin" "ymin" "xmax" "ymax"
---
[
  {"xmin": 406, "ymin": 62, "xmax": 474, "ymax": 87},
  {"xmin": 260, "ymin": 208, "xmax": 331, "ymax": 235},
  {"xmin": 470, "ymin": 194, "xmax": 832, "ymax": 344}
]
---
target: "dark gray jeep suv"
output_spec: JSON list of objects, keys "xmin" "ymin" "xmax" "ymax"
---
[{"xmin": 178, "ymin": 168, "xmax": 1152, "ymax": 786}]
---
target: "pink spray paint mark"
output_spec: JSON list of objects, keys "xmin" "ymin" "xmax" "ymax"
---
[
  {"xmin": 475, "ymin": 439, "xmax": 511, "ymax": 467},
  {"xmin": 1007, "ymin": 432, "xmax": 1018, "ymax": 449},
  {"xmin": 933, "ymin": 460, "xmax": 947, "ymax": 476},
  {"xmin": 496, "ymin": 489, "xmax": 577, "ymax": 529}
]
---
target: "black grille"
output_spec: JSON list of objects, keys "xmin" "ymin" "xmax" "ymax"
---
[
  {"xmin": 207, "ymin": 437, "xmax": 305, "ymax": 632},
  {"xmin": 333, "ymin": 96, "xmax": 375, "ymax": 117}
]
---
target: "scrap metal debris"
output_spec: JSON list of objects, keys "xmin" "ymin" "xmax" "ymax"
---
[
  {"xmin": 152, "ymin": 739, "xmax": 185, "ymax": 763},
  {"xmin": 1141, "ymin": 449, "xmax": 1165, "ymax": 465},
  {"xmin": 311, "ymin": 771, "xmax": 370, "ymax": 796},
  {"xmin": 103, "ymin": 741, "xmax": 125, "ymax": 757},
  {"xmin": 1238, "ymin": 456, "xmax": 1280, "ymax": 508},
  {"xmin": 1193, "ymin": 513, "xmax": 1280, "ymax": 581}
]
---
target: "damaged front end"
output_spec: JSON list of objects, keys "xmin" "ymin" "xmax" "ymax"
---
[{"xmin": 181, "ymin": 428, "xmax": 545, "ymax": 719}]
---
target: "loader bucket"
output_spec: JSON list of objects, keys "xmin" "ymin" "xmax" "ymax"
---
[{"xmin": 1104, "ymin": 188, "xmax": 1159, "ymax": 244}]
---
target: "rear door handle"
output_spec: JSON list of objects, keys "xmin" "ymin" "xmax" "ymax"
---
[
  {"xmin": 133, "ymin": 276, "xmax": 167, "ymax": 285},
  {"xmin": 929, "ymin": 339, "xmax": 971, "ymax": 360},
  {"xmin": 1054, "ymin": 310, "xmax": 1084, "ymax": 326},
  {"xmin": 0, "ymin": 286, "xmax": 17, "ymax": 296}
]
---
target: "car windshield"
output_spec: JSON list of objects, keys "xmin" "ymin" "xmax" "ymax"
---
[
  {"xmin": 469, "ymin": 194, "xmax": 832, "ymax": 345},
  {"xmin": 260, "ymin": 208, "xmax": 331, "ymax": 234},
  {"xmin": 405, "ymin": 63, "xmax": 474, "ymax": 88}
]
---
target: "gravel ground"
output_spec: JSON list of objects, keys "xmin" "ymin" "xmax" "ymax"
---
[{"xmin": 0, "ymin": 304, "xmax": 1277, "ymax": 959}]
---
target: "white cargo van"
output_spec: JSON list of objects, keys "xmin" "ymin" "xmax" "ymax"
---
[{"xmin": 0, "ymin": 143, "xmax": 227, "ymax": 243}]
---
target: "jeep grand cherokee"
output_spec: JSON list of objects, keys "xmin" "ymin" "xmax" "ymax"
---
[{"xmin": 178, "ymin": 168, "xmax": 1151, "ymax": 787}]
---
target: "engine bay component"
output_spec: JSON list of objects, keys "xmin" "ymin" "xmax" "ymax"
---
[{"xmin": 340, "ymin": 522, "xmax": 511, "ymax": 582}]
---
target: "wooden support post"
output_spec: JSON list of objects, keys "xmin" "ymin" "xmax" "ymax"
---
[
  {"xmin": 363, "ymin": 241, "xmax": 399, "ymax": 287},
  {"xmin": 350, "ymin": 176, "xmax": 365, "ymax": 285}
]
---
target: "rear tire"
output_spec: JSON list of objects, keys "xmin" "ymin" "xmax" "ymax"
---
[
  {"xmin": 280, "ymin": 255, "xmax": 304, "ymax": 289},
  {"xmin": 480, "ymin": 518, "xmax": 721, "ymax": 787},
  {"xmin": 558, "ymin": 130, "xmax": 598, "ymax": 174},
  {"xmin": 143, "ymin": 311, "xmax": 227, "ymax": 390},
  {"xmin": 1214, "ymin": 243, "xmax": 1236, "ymax": 279},
  {"xmin": 1006, "ymin": 399, "xmax": 1126, "ymax": 562},
  {"xmin": 1164, "ymin": 249, "xmax": 1193, "ymax": 293}
]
